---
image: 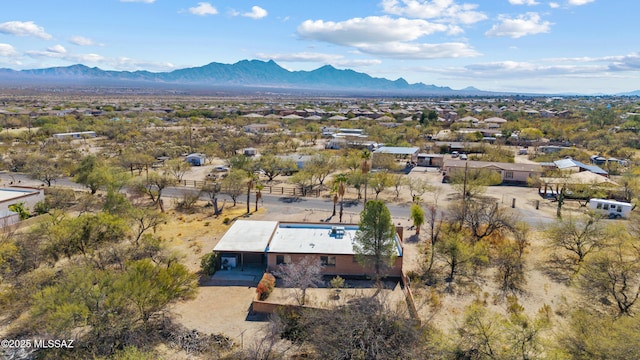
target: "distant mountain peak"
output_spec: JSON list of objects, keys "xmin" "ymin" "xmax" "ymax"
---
[{"xmin": 0, "ymin": 59, "xmax": 499, "ymax": 96}]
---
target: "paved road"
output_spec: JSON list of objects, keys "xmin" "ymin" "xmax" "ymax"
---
[{"xmin": 1, "ymin": 172, "xmax": 555, "ymax": 227}]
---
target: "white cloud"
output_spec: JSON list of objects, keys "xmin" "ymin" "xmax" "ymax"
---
[
  {"xmin": 47, "ymin": 45, "xmax": 66, "ymax": 54},
  {"xmin": 23, "ymin": 48, "xmax": 177, "ymax": 71},
  {"xmin": 120, "ymin": 0, "xmax": 155, "ymax": 3},
  {"xmin": 381, "ymin": 0, "xmax": 487, "ymax": 24},
  {"xmin": 243, "ymin": 6, "xmax": 268, "ymax": 19},
  {"xmin": 549, "ymin": 2, "xmax": 560, "ymax": 8},
  {"xmin": 0, "ymin": 43, "xmax": 17, "ymax": 57},
  {"xmin": 299, "ymin": 16, "xmax": 448, "ymax": 45},
  {"xmin": 485, "ymin": 12, "xmax": 552, "ymax": 38},
  {"xmin": 546, "ymin": 52, "xmax": 640, "ymax": 72},
  {"xmin": 568, "ymin": 0, "xmax": 594, "ymax": 5},
  {"xmin": 188, "ymin": 2, "xmax": 218, "ymax": 16},
  {"xmin": 508, "ymin": 0, "xmax": 540, "ymax": 5},
  {"xmin": 0, "ymin": 21, "xmax": 52, "ymax": 40},
  {"xmin": 356, "ymin": 41, "xmax": 480, "ymax": 58},
  {"xmin": 69, "ymin": 36, "xmax": 95, "ymax": 46},
  {"xmin": 298, "ymin": 16, "xmax": 480, "ymax": 59}
]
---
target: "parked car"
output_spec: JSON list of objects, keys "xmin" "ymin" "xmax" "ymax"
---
[
  {"xmin": 212, "ymin": 165, "xmax": 229, "ymax": 172},
  {"xmin": 459, "ymin": 154, "xmax": 468, "ymax": 160},
  {"xmin": 451, "ymin": 151, "xmax": 459, "ymax": 158}
]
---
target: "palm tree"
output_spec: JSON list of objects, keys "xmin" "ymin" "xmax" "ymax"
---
[
  {"xmin": 255, "ymin": 183, "xmax": 264, "ymax": 212},
  {"xmin": 335, "ymin": 173, "xmax": 348, "ymax": 223},
  {"xmin": 361, "ymin": 150, "xmax": 371, "ymax": 204}
]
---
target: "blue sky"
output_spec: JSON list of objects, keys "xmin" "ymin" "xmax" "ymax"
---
[{"xmin": 0, "ymin": 0, "xmax": 638, "ymax": 94}]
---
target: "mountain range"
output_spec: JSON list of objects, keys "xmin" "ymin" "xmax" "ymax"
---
[{"xmin": 0, "ymin": 59, "xmax": 493, "ymax": 96}]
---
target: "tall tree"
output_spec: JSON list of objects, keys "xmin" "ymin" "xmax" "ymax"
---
[
  {"xmin": 221, "ymin": 169, "xmax": 246, "ymax": 206},
  {"xmin": 163, "ymin": 158, "xmax": 190, "ymax": 182},
  {"xmin": 368, "ymin": 171, "xmax": 393, "ymax": 200},
  {"xmin": 353, "ymin": 200, "xmax": 397, "ymax": 284},
  {"xmin": 131, "ymin": 172, "xmax": 177, "ymax": 212}
]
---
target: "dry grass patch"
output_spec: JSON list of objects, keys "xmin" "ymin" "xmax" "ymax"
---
[{"xmin": 156, "ymin": 205, "xmax": 254, "ymax": 272}]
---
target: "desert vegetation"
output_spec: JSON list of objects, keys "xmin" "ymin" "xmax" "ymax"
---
[{"xmin": 1, "ymin": 93, "xmax": 640, "ymax": 359}]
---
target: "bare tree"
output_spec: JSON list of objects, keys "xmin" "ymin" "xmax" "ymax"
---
[
  {"xmin": 274, "ymin": 256, "xmax": 324, "ymax": 306},
  {"xmin": 462, "ymin": 200, "xmax": 518, "ymax": 243},
  {"xmin": 579, "ymin": 232, "xmax": 640, "ymax": 316},
  {"xmin": 546, "ymin": 213, "xmax": 605, "ymax": 268}
]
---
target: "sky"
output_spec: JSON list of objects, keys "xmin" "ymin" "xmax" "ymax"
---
[{"xmin": 0, "ymin": 0, "xmax": 639, "ymax": 94}]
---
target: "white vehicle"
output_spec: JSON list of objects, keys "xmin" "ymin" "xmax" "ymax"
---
[{"xmin": 588, "ymin": 198, "xmax": 633, "ymax": 219}]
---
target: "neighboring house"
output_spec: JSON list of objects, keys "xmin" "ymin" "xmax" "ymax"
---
[
  {"xmin": 443, "ymin": 160, "xmax": 542, "ymax": 185},
  {"xmin": 483, "ymin": 117, "xmax": 508, "ymax": 126},
  {"xmin": 373, "ymin": 146, "xmax": 420, "ymax": 163},
  {"xmin": 537, "ymin": 145, "xmax": 571, "ymax": 154},
  {"xmin": 185, "ymin": 153, "xmax": 207, "ymax": 166},
  {"xmin": 213, "ymin": 220, "xmax": 404, "ymax": 277},
  {"xmin": 278, "ymin": 154, "xmax": 313, "ymax": 170},
  {"xmin": 553, "ymin": 158, "xmax": 608, "ymax": 176},
  {"xmin": 0, "ymin": 187, "xmax": 45, "ymax": 226},
  {"xmin": 416, "ymin": 154, "xmax": 444, "ymax": 167},
  {"xmin": 52, "ymin": 131, "xmax": 97, "ymax": 139},
  {"xmin": 243, "ymin": 123, "xmax": 279, "ymax": 133},
  {"xmin": 243, "ymin": 148, "xmax": 258, "ymax": 157}
]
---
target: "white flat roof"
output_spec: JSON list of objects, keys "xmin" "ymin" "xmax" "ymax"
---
[
  {"xmin": 268, "ymin": 223, "xmax": 402, "ymax": 256},
  {"xmin": 0, "ymin": 188, "xmax": 39, "ymax": 203},
  {"xmin": 374, "ymin": 146, "xmax": 420, "ymax": 155},
  {"xmin": 213, "ymin": 220, "xmax": 277, "ymax": 253},
  {"xmin": 268, "ymin": 224, "xmax": 359, "ymax": 255},
  {"xmin": 214, "ymin": 221, "xmax": 403, "ymax": 256}
]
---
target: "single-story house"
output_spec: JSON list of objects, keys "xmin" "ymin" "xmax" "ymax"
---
[
  {"xmin": 553, "ymin": 158, "xmax": 608, "ymax": 176},
  {"xmin": 483, "ymin": 117, "xmax": 508, "ymax": 125},
  {"xmin": 443, "ymin": 160, "xmax": 542, "ymax": 185},
  {"xmin": 417, "ymin": 154, "xmax": 444, "ymax": 167},
  {"xmin": 243, "ymin": 148, "xmax": 258, "ymax": 157},
  {"xmin": 537, "ymin": 145, "xmax": 571, "ymax": 154},
  {"xmin": 0, "ymin": 187, "xmax": 45, "ymax": 226},
  {"xmin": 185, "ymin": 153, "xmax": 207, "ymax": 166},
  {"xmin": 434, "ymin": 141, "xmax": 473, "ymax": 154},
  {"xmin": 373, "ymin": 146, "xmax": 420, "ymax": 163},
  {"xmin": 213, "ymin": 220, "xmax": 404, "ymax": 277},
  {"xmin": 52, "ymin": 131, "xmax": 97, "ymax": 139}
]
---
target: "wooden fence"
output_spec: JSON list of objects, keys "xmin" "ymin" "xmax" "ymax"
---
[
  {"xmin": 176, "ymin": 180, "xmax": 322, "ymax": 197},
  {"xmin": 400, "ymin": 271, "xmax": 420, "ymax": 323}
]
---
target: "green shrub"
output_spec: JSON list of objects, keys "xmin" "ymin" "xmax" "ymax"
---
[
  {"xmin": 200, "ymin": 252, "xmax": 220, "ymax": 276},
  {"xmin": 8, "ymin": 202, "xmax": 29, "ymax": 220}
]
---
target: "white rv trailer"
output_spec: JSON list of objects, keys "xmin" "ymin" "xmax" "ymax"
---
[{"xmin": 588, "ymin": 198, "xmax": 633, "ymax": 219}]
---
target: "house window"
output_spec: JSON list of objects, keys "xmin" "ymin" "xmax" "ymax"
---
[
  {"xmin": 276, "ymin": 255, "xmax": 291, "ymax": 265},
  {"xmin": 617, "ymin": 207, "xmax": 623, "ymax": 213},
  {"xmin": 320, "ymin": 256, "xmax": 336, "ymax": 267},
  {"xmin": 505, "ymin": 171, "xmax": 514, "ymax": 179},
  {"xmin": 603, "ymin": 204, "xmax": 609, "ymax": 210},
  {"xmin": 596, "ymin": 203, "xmax": 602, "ymax": 209}
]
